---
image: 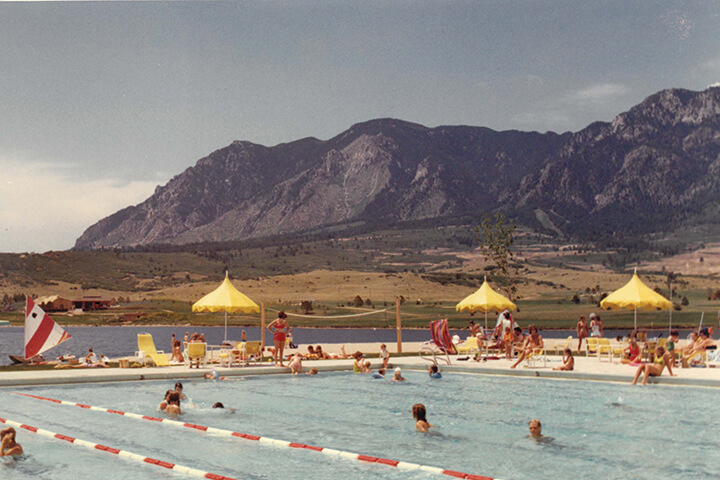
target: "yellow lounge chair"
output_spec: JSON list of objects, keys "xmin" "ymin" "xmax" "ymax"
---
[
  {"xmin": 186, "ymin": 342, "xmax": 208, "ymax": 368},
  {"xmin": 457, "ymin": 336, "xmax": 480, "ymax": 356},
  {"xmin": 550, "ymin": 336, "xmax": 572, "ymax": 356},
  {"xmin": 137, "ymin": 333, "xmax": 170, "ymax": 367},
  {"xmin": 597, "ymin": 338, "xmax": 613, "ymax": 362},
  {"xmin": 219, "ymin": 341, "xmax": 246, "ymax": 367},
  {"xmin": 244, "ymin": 341, "xmax": 263, "ymax": 365},
  {"xmin": 585, "ymin": 337, "xmax": 598, "ymax": 357}
]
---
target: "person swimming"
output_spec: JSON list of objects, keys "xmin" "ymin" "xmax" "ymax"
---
[
  {"xmin": 428, "ymin": 364, "xmax": 442, "ymax": 378},
  {"xmin": 412, "ymin": 403, "xmax": 433, "ymax": 432},
  {"xmin": 0, "ymin": 427, "xmax": 23, "ymax": 457}
]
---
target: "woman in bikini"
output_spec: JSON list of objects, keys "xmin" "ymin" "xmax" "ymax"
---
[
  {"xmin": 267, "ymin": 311, "xmax": 289, "ymax": 367},
  {"xmin": 631, "ymin": 346, "xmax": 675, "ymax": 385}
]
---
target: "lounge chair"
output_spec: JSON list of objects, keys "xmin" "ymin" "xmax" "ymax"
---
[
  {"xmin": 597, "ymin": 338, "xmax": 613, "ymax": 362},
  {"xmin": 186, "ymin": 342, "xmax": 208, "ymax": 368},
  {"xmin": 456, "ymin": 336, "xmax": 480, "ymax": 356},
  {"xmin": 419, "ymin": 319, "xmax": 457, "ymax": 365},
  {"xmin": 549, "ymin": 336, "xmax": 572, "ymax": 356},
  {"xmin": 244, "ymin": 341, "xmax": 263, "ymax": 365},
  {"xmin": 136, "ymin": 333, "xmax": 170, "ymax": 367},
  {"xmin": 585, "ymin": 337, "xmax": 598, "ymax": 357},
  {"xmin": 219, "ymin": 341, "xmax": 245, "ymax": 367},
  {"xmin": 526, "ymin": 347, "xmax": 547, "ymax": 368}
]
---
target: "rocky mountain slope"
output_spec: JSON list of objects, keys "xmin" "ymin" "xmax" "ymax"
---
[{"xmin": 75, "ymin": 86, "xmax": 720, "ymax": 250}]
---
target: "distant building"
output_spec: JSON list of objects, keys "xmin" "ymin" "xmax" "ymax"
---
[
  {"xmin": 35, "ymin": 295, "xmax": 73, "ymax": 312},
  {"xmin": 72, "ymin": 296, "xmax": 115, "ymax": 311}
]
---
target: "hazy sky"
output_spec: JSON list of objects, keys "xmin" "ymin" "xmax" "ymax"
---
[{"xmin": 2, "ymin": 1, "xmax": 719, "ymax": 253}]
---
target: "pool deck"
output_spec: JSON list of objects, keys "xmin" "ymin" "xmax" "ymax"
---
[{"xmin": 2, "ymin": 347, "xmax": 720, "ymax": 388}]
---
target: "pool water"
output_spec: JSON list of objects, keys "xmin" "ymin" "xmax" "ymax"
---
[{"xmin": 1, "ymin": 372, "xmax": 718, "ymax": 480}]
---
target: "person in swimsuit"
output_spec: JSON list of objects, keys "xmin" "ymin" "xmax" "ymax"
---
[
  {"xmin": 576, "ymin": 315, "xmax": 588, "ymax": 351},
  {"xmin": 412, "ymin": 404, "xmax": 432, "ymax": 432},
  {"xmin": 165, "ymin": 391, "xmax": 182, "ymax": 415},
  {"xmin": 621, "ymin": 337, "xmax": 641, "ymax": 364},
  {"xmin": 267, "ymin": 311, "xmax": 289, "ymax": 367},
  {"xmin": 511, "ymin": 325, "xmax": 543, "ymax": 369},
  {"xmin": 379, "ymin": 344, "xmax": 390, "ymax": 369},
  {"xmin": 631, "ymin": 346, "xmax": 675, "ymax": 385},
  {"xmin": 352, "ymin": 351, "xmax": 364, "ymax": 372},
  {"xmin": 552, "ymin": 348, "xmax": 574, "ymax": 371},
  {"xmin": 0, "ymin": 427, "xmax": 23, "ymax": 457},
  {"xmin": 289, "ymin": 353, "xmax": 303, "ymax": 374}
]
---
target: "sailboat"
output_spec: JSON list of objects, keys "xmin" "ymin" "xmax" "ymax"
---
[{"xmin": 8, "ymin": 297, "xmax": 72, "ymax": 364}]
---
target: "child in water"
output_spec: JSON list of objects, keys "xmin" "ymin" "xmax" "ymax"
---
[
  {"xmin": 412, "ymin": 404, "xmax": 433, "ymax": 432},
  {"xmin": 392, "ymin": 367, "xmax": 406, "ymax": 382},
  {"xmin": 428, "ymin": 364, "xmax": 442, "ymax": 378},
  {"xmin": 289, "ymin": 353, "xmax": 303, "ymax": 374},
  {"xmin": 0, "ymin": 427, "xmax": 23, "ymax": 457}
]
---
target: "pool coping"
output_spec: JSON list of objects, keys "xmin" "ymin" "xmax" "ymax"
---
[{"xmin": 2, "ymin": 355, "xmax": 720, "ymax": 388}]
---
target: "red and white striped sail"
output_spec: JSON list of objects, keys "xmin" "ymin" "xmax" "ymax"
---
[{"xmin": 24, "ymin": 297, "xmax": 72, "ymax": 359}]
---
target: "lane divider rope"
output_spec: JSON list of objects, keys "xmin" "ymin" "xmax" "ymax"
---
[
  {"xmin": 0, "ymin": 416, "xmax": 238, "ymax": 480},
  {"xmin": 13, "ymin": 392, "xmax": 498, "ymax": 480}
]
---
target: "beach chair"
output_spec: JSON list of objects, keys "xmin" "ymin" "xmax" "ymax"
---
[
  {"xmin": 218, "ymin": 341, "xmax": 246, "ymax": 367},
  {"xmin": 244, "ymin": 341, "xmax": 263, "ymax": 365},
  {"xmin": 612, "ymin": 340, "xmax": 628, "ymax": 362},
  {"xmin": 526, "ymin": 347, "xmax": 547, "ymax": 368},
  {"xmin": 597, "ymin": 338, "xmax": 613, "ymax": 362},
  {"xmin": 136, "ymin": 333, "xmax": 170, "ymax": 367},
  {"xmin": 419, "ymin": 319, "xmax": 457, "ymax": 365},
  {"xmin": 682, "ymin": 350, "xmax": 708, "ymax": 368},
  {"xmin": 186, "ymin": 342, "xmax": 208, "ymax": 368},
  {"xmin": 585, "ymin": 337, "xmax": 598, "ymax": 357},
  {"xmin": 457, "ymin": 336, "xmax": 480, "ymax": 356},
  {"xmin": 549, "ymin": 336, "xmax": 572, "ymax": 356}
]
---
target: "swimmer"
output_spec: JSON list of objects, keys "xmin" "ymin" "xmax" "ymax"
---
[
  {"xmin": 306, "ymin": 367, "xmax": 318, "ymax": 375},
  {"xmin": 204, "ymin": 369, "xmax": 220, "ymax": 380},
  {"xmin": 428, "ymin": 364, "xmax": 442, "ymax": 378},
  {"xmin": 372, "ymin": 368, "xmax": 386, "ymax": 379},
  {"xmin": 0, "ymin": 427, "xmax": 23, "ymax": 457},
  {"xmin": 159, "ymin": 389, "xmax": 174, "ymax": 411},
  {"xmin": 528, "ymin": 419, "xmax": 544, "ymax": 439},
  {"xmin": 175, "ymin": 382, "xmax": 188, "ymax": 401},
  {"xmin": 412, "ymin": 403, "xmax": 433, "ymax": 432},
  {"xmin": 165, "ymin": 391, "xmax": 182, "ymax": 415},
  {"xmin": 392, "ymin": 367, "xmax": 406, "ymax": 382},
  {"xmin": 212, "ymin": 402, "xmax": 224, "ymax": 409},
  {"xmin": 362, "ymin": 360, "xmax": 372, "ymax": 374}
]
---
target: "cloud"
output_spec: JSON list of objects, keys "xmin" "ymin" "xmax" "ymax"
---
[
  {"xmin": 0, "ymin": 158, "xmax": 158, "ymax": 253},
  {"xmin": 567, "ymin": 83, "xmax": 631, "ymax": 103}
]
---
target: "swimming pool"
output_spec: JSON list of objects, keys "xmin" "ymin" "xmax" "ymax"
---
[{"xmin": 1, "ymin": 372, "xmax": 717, "ymax": 479}]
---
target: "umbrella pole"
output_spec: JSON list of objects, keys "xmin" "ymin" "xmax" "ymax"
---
[
  {"xmin": 634, "ymin": 309, "xmax": 637, "ymax": 331},
  {"xmin": 224, "ymin": 311, "xmax": 228, "ymax": 343},
  {"xmin": 261, "ymin": 302, "xmax": 266, "ymax": 362},
  {"xmin": 484, "ymin": 311, "xmax": 488, "ymax": 332}
]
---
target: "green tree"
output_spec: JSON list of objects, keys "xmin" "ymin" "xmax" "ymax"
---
[{"xmin": 475, "ymin": 212, "xmax": 520, "ymax": 301}]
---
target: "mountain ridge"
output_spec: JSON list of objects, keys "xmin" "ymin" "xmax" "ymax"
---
[{"xmin": 75, "ymin": 86, "xmax": 720, "ymax": 250}]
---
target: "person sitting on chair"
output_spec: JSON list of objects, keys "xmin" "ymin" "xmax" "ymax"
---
[{"xmin": 511, "ymin": 325, "xmax": 543, "ymax": 369}]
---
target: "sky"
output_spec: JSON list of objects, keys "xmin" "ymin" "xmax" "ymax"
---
[{"xmin": 1, "ymin": 1, "xmax": 719, "ymax": 253}]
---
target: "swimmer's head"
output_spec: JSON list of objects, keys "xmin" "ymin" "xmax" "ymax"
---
[
  {"xmin": 529, "ymin": 419, "xmax": 542, "ymax": 437},
  {"xmin": 412, "ymin": 404, "xmax": 427, "ymax": 421},
  {"xmin": 212, "ymin": 402, "xmax": 224, "ymax": 409},
  {"xmin": 429, "ymin": 364, "xmax": 439, "ymax": 373},
  {"xmin": 309, "ymin": 367, "xmax": 318, "ymax": 375},
  {"xmin": 378, "ymin": 368, "xmax": 386, "ymax": 376}
]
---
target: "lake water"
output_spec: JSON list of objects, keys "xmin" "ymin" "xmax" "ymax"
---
[{"xmin": 0, "ymin": 325, "xmax": 698, "ymax": 366}]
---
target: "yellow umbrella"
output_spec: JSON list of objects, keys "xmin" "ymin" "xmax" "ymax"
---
[
  {"xmin": 600, "ymin": 269, "xmax": 672, "ymax": 329},
  {"xmin": 192, "ymin": 273, "xmax": 260, "ymax": 342},
  {"xmin": 456, "ymin": 277, "xmax": 517, "ymax": 330}
]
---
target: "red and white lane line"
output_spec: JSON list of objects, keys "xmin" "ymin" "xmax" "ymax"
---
[
  {"xmin": 14, "ymin": 392, "xmax": 499, "ymax": 480},
  {"xmin": 0, "ymin": 416, "xmax": 238, "ymax": 480}
]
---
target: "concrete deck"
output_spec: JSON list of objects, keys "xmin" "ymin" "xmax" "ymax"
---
[{"xmin": 2, "ymin": 348, "xmax": 720, "ymax": 388}]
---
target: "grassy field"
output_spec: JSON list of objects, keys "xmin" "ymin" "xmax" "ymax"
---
[{"xmin": 1, "ymin": 222, "xmax": 719, "ymax": 330}]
